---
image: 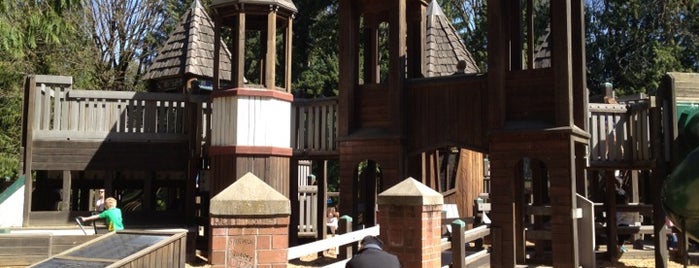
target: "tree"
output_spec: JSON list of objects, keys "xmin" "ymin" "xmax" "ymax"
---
[
  {"xmin": 84, "ymin": 0, "xmax": 168, "ymax": 91},
  {"xmin": 440, "ymin": 0, "xmax": 488, "ymax": 71},
  {"xmin": 586, "ymin": 0, "xmax": 698, "ymax": 95},
  {"xmin": 0, "ymin": 0, "xmax": 93, "ymax": 179},
  {"xmin": 292, "ymin": 0, "xmax": 340, "ymax": 97}
]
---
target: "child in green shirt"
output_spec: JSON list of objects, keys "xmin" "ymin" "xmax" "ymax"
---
[{"xmin": 80, "ymin": 197, "xmax": 124, "ymax": 231}]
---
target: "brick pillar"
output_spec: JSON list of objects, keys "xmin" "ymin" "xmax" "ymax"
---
[
  {"xmin": 209, "ymin": 172, "xmax": 291, "ymax": 268},
  {"xmin": 377, "ymin": 177, "xmax": 444, "ymax": 268}
]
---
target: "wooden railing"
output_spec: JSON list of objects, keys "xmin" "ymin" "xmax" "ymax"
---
[
  {"xmin": 298, "ymin": 185, "xmax": 318, "ymax": 237},
  {"xmin": 291, "ymin": 97, "xmax": 338, "ymax": 155},
  {"xmin": 28, "ymin": 75, "xmax": 208, "ymax": 143},
  {"xmin": 442, "ymin": 221, "xmax": 491, "ymax": 268},
  {"xmin": 588, "ymin": 102, "xmax": 652, "ymax": 168}
]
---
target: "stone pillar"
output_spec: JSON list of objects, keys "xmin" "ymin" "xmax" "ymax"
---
[
  {"xmin": 377, "ymin": 177, "xmax": 443, "ymax": 268},
  {"xmin": 209, "ymin": 172, "xmax": 290, "ymax": 268}
]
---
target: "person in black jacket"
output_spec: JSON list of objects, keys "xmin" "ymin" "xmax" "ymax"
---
[{"xmin": 346, "ymin": 235, "xmax": 400, "ymax": 268}]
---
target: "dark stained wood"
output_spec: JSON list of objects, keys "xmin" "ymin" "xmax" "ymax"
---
[
  {"xmin": 505, "ymin": 69, "xmax": 556, "ymax": 123},
  {"xmin": 209, "ymin": 154, "xmax": 290, "ymax": 198},
  {"xmin": 407, "ymin": 76, "xmax": 488, "ymax": 153},
  {"xmin": 30, "ymin": 140, "xmax": 188, "ymax": 171},
  {"xmin": 551, "ymin": 1, "xmax": 574, "ymax": 128}
]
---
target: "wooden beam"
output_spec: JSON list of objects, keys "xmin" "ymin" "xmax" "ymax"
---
[
  {"xmin": 551, "ymin": 0, "xmax": 574, "ymax": 127},
  {"xmin": 61, "ymin": 170, "xmax": 71, "ymax": 212},
  {"xmin": 338, "ymin": 0, "xmax": 359, "ymax": 137},
  {"xmin": 571, "ymin": 0, "xmax": 588, "ymax": 130},
  {"xmin": 285, "ymin": 16, "xmax": 293, "ymax": 92},
  {"xmin": 23, "ymin": 75, "xmax": 37, "ymax": 227},
  {"xmin": 265, "ymin": 8, "xmax": 277, "ymax": 89},
  {"xmin": 486, "ymin": 0, "xmax": 507, "ymax": 130},
  {"xmin": 234, "ymin": 13, "xmax": 246, "ymax": 88},
  {"xmin": 213, "ymin": 17, "xmax": 221, "ymax": 91}
]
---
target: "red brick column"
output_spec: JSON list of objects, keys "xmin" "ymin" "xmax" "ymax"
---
[
  {"xmin": 377, "ymin": 178, "xmax": 444, "ymax": 268},
  {"xmin": 210, "ymin": 215, "xmax": 289, "ymax": 268},
  {"xmin": 208, "ymin": 173, "xmax": 291, "ymax": 268}
]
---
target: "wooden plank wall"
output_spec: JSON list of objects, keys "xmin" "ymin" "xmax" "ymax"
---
[
  {"xmin": 406, "ymin": 75, "xmax": 488, "ymax": 152},
  {"xmin": 355, "ymin": 84, "xmax": 390, "ymax": 129},
  {"xmin": 30, "ymin": 140, "xmax": 188, "ymax": 171},
  {"xmin": 209, "ymin": 155, "xmax": 290, "ymax": 197},
  {"xmin": 504, "ymin": 69, "xmax": 555, "ymax": 123}
]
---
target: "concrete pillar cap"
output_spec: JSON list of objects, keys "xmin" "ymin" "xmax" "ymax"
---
[
  {"xmin": 210, "ymin": 172, "xmax": 290, "ymax": 215},
  {"xmin": 378, "ymin": 177, "xmax": 444, "ymax": 206}
]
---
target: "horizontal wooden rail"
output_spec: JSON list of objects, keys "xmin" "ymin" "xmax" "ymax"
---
[{"xmin": 449, "ymin": 222, "xmax": 491, "ymax": 268}]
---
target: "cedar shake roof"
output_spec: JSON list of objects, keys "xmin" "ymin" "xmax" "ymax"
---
[
  {"xmin": 142, "ymin": 0, "xmax": 232, "ymax": 83},
  {"xmin": 425, "ymin": 0, "xmax": 479, "ymax": 77},
  {"xmin": 211, "ymin": 0, "xmax": 297, "ymax": 13},
  {"xmin": 533, "ymin": 26, "xmax": 552, "ymax": 68}
]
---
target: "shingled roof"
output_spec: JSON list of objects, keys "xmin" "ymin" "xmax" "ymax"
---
[
  {"xmin": 142, "ymin": 0, "xmax": 232, "ymax": 85},
  {"xmin": 425, "ymin": 0, "xmax": 479, "ymax": 77},
  {"xmin": 532, "ymin": 26, "xmax": 552, "ymax": 68}
]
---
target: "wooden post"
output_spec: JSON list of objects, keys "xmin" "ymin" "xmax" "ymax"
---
[
  {"xmin": 22, "ymin": 76, "xmax": 37, "ymax": 227},
  {"xmin": 289, "ymin": 158, "xmax": 300, "ymax": 246},
  {"xmin": 265, "ymin": 7, "xmax": 277, "ymax": 89},
  {"xmin": 60, "ymin": 171, "xmax": 71, "ymax": 211},
  {"xmin": 650, "ymin": 103, "xmax": 669, "ymax": 267},
  {"xmin": 606, "ymin": 170, "xmax": 619, "ymax": 260},
  {"xmin": 452, "ymin": 220, "xmax": 466, "ymax": 268},
  {"xmin": 338, "ymin": 215, "xmax": 353, "ymax": 260}
]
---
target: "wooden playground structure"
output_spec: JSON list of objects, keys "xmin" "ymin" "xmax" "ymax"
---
[{"xmin": 9, "ymin": 0, "xmax": 699, "ymax": 267}]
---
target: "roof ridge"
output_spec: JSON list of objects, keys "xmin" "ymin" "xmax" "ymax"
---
[{"xmin": 426, "ymin": 0, "xmax": 446, "ymax": 17}]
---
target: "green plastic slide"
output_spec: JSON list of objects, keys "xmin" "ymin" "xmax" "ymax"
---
[{"xmin": 662, "ymin": 103, "xmax": 699, "ymax": 241}]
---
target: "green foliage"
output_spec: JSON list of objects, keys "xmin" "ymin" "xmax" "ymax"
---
[
  {"xmin": 586, "ymin": 0, "xmax": 698, "ymax": 96},
  {"xmin": 292, "ymin": 0, "xmax": 340, "ymax": 98}
]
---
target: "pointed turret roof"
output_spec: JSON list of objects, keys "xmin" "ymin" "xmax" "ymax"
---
[
  {"xmin": 142, "ymin": 0, "xmax": 232, "ymax": 85},
  {"xmin": 532, "ymin": 27, "xmax": 552, "ymax": 68},
  {"xmin": 425, "ymin": 0, "xmax": 480, "ymax": 77}
]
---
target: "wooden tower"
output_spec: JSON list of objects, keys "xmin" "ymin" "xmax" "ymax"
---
[
  {"xmin": 208, "ymin": 0, "xmax": 297, "ymax": 196},
  {"xmin": 338, "ymin": 0, "xmax": 589, "ymax": 266},
  {"xmin": 337, "ymin": 0, "xmax": 428, "ymax": 228},
  {"xmin": 486, "ymin": 1, "xmax": 588, "ymax": 267}
]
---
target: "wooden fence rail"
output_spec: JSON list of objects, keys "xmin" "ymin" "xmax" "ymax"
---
[{"xmin": 444, "ymin": 221, "xmax": 491, "ymax": 268}]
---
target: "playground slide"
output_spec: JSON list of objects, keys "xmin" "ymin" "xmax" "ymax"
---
[{"xmin": 662, "ymin": 103, "xmax": 699, "ymax": 241}]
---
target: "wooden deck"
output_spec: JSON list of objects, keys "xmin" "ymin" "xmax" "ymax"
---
[{"xmin": 22, "ymin": 75, "xmax": 655, "ymax": 174}]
